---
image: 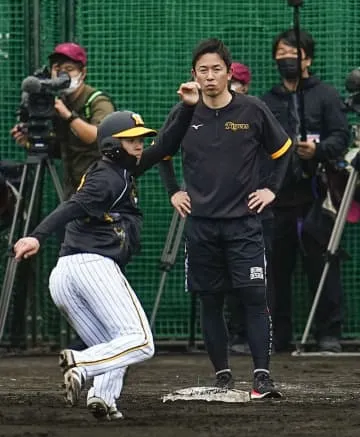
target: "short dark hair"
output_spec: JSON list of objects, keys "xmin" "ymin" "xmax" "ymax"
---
[
  {"xmin": 272, "ymin": 28, "xmax": 315, "ymax": 59},
  {"xmin": 192, "ymin": 38, "xmax": 232, "ymax": 71}
]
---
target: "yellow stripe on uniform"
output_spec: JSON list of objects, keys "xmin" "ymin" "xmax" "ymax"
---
[
  {"xmin": 76, "ymin": 341, "xmax": 150, "ymax": 367},
  {"xmin": 271, "ymin": 138, "xmax": 292, "ymax": 160},
  {"xmin": 76, "ymin": 268, "xmax": 150, "ymax": 367},
  {"xmin": 77, "ymin": 340, "xmax": 150, "ymax": 367},
  {"xmin": 77, "ymin": 173, "xmax": 86, "ymax": 191},
  {"xmin": 103, "ymin": 213, "xmax": 114, "ymax": 223}
]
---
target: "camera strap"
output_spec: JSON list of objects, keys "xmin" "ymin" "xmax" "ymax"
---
[
  {"xmin": 83, "ymin": 90, "xmax": 104, "ymax": 120},
  {"xmin": 83, "ymin": 90, "xmax": 116, "ymax": 121}
]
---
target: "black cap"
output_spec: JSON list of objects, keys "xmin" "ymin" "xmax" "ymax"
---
[{"xmin": 97, "ymin": 111, "xmax": 157, "ymax": 145}]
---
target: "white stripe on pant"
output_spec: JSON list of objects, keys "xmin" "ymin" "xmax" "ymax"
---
[{"xmin": 49, "ymin": 253, "xmax": 154, "ymax": 407}]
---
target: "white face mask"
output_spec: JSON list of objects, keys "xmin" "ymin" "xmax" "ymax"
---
[
  {"xmin": 230, "ymin": 81, "xmax": 241, "ymax": 92},
  {"xmin": 62, "ymin": 72, "xmax": 83, "ymax": 95}
]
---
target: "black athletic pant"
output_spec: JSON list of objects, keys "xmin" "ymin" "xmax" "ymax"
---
[
  {"xmin": 227, "ymin": 217, "xmax": 274, "ymax": 344},
  {"xmin": 271, "ymin": 206, "xmax": 343, "ymax": 350},
  {"xmin": 186, "ymin": 215, "xmax": 272, "ymax": 373},
  {"xmin": 199, "ymin": 287, "xmax": 271, "ymax": 372}
]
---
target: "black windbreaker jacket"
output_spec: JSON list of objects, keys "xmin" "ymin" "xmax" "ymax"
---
[{"xmin": 261, "ymin": 76, "xmax": 350, "ymax": 207}]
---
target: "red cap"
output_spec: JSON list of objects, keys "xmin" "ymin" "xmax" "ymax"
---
[
  {"xmin": 231, "ymin": 62, "xmax": 251, "ymax": 84},
  {"xmin": 49, "ymin": 42, "xmax": 87, "ymax": 66}
]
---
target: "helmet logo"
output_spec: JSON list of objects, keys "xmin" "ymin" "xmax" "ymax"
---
[{"xmin": 132, "ymin": 113, "xmax": 144, "ymax": 126}]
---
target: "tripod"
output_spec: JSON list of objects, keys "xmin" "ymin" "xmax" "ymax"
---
[
  {"xmin": 0, "ymin": 152, "xmax": 64, "ymax": 348},
  {"xmin": 293, "ymin": 143, "xmax": 360, "ymax": 356},
  {"xmin": 150, "ymin": 208, "xmax": 198, "ymax": 350}
]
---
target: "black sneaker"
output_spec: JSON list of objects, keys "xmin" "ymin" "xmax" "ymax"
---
[
  {"xmin": 318, "ymin": 336, "xmax": 342, "ymax": 353},
  {"xmin": 251, "ymin": 372, "xmax": 282, "ymax": 399},
  {"xmin": 215, "ymin": 371, "xmax": 234, "ymax": 389}
]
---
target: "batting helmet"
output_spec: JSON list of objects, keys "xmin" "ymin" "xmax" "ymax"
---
[{"xmin": 98, "ymin": 111, "xmax": 157, "ymax": 160}]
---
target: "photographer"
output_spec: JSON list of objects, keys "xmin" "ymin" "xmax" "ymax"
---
[
  {"xmin": 229, "ymin": 62, "xmax": 251, "ymax": 94},
  {"xmin": 262, "ymin": 28, "xmax": 350, "ymax": 353},
  {"xmin": 11, "ymin": 42, "xmax": 115, "ymax": 199}
]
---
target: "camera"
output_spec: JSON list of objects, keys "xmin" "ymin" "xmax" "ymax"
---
[
  {"xmin": 344, "ymin": 68, "xmax": 360, "ymax": 114},
  {"xmin": 18, "ymin": 66, "xmax": 70, "ymax": 154}
]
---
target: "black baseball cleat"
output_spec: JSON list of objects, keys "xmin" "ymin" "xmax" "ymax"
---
[
  {"xmin": 215, "ymin": 370, "xmax": 235, "ymax": 389},
  {"xmin": 63, "ymin": 367, "xmax": 84, "ymax": 406},
  {"xmin": 59, "ymin": 349, "xmax": 86, "ymax": 406},
  {"xmin": 251, "ymin": 372, "xmax": 283, "ymax": 399},
  {"xmin": 87, "ymin": 397, "xmax": 124, "ymax": 421},
  {"xmin": 59, "ymin": 349, "xmax": 76, "ymax": 373}
]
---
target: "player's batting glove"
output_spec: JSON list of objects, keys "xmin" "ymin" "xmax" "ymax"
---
[{"xmin": 351, "ymin": 151, "xmax": 360, "ymax": 171}]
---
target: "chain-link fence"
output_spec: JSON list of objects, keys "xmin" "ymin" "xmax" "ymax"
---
[{"xmin": 0, "ymin": 0, "xmax": 360, "ymax": 346}]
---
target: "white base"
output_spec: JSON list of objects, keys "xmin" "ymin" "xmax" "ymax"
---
[
  {"xmin": 162, "ymin": 386, "xmax": 250, "ymax": 403},
  {"xmin": 292, "ymin": 351, "xmax": 360, "ymax": 357}
]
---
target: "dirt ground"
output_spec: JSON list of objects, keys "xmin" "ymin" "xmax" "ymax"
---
[{"xmin": 0, "ymin": 352, "xmax": 359, "ymax": 437}]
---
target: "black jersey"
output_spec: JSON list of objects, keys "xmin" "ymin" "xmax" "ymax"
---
[
  {"xmin": 60, "ymin": 159, "xmax": 142, "ymax": 264},
  {"xmin": 29, "ymin": 102, "xmax": 195, "ymax": 265},
  {"xmin": 179, "ymin": 93, "xmax": 291, "ymax": 218}
]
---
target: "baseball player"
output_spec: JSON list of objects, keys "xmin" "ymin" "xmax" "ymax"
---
[
  {"xmin": 13, "ymin": 81, "xmax": 200, "ymax": 420},
  {"xmin": 230, "ymin": 62, "xmax": 251, "ymax": 94}
]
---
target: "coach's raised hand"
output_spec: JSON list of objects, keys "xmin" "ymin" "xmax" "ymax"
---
[
  {"xmin": 13, "ymin": 237, "xmax": 40, "ymax": 260},
  {"xmin": 177, "ymin": 81, "xmax": 200, "ymax": 106}
]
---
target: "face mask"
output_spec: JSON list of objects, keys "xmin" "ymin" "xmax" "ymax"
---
[
  {"xmin": 230, "ymin": 81, "xmax": 241, "ymax": 92},
  {"xmin": 101, "ymin": 138, "xmax": 139, "ymax": 169},
  {"xmin": 276, "ymin": 58, "xmax": 299, "ymax": 80},
  {"xmin": 62, "ymin": 72, "xmax": 83, "ymax": 95}
]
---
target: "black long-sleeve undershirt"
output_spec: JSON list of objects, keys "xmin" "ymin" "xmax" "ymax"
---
[
  {"xmin": 28, "ymin": 102, "xmax": 196, "ymax": 245},
  {"xmin": 29, "ymin": 200, "xmax": 86, "ymax": 244}
]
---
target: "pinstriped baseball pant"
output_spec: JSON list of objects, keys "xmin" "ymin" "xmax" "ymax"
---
[{"xmin": 49, "ymin": 253, "xmax": 154, "ymax": 408}]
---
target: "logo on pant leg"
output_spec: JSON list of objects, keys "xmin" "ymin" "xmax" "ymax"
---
[{"xmin": 249, "ymin": 267, "xmax": 264, "ymax": 280}]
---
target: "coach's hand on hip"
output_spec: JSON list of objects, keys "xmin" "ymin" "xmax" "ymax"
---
[
  {"xmin": 13, "ymin": 237, "xmax": 40, "ymax": 261},
  {"xmin": 171, "ymin": 190, "xmax": 191, "ymax": 218},
  {"xmin": 177, "ymin": 81, "xmax": 200, "ymax": 106},
  {"xmin": 248, "ymin": 188, "xmax": 275, "ymax": 213}
]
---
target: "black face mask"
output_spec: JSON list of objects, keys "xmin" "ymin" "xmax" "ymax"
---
[
  {"xmin": 111, "ymin": 148, "xmax": 138, "ymax": 170},
  {"xmin": 276, "ymin": 58, "xmax": 299, "ymax": 80},
  {"xmin": 101, "ymin": 138, "xmax": 139, "ymax": 171}
]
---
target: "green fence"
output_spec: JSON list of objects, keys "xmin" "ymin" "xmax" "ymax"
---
[{"xmin": 0, "ymin": 0, "xmax": 360, "ymax": 346}]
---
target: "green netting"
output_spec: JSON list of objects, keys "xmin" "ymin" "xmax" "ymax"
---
[
  {"xmin": 0, "ymin": 0, "xmax": 26, "ymax": 343},
  {"xmin": 0, "ymin": 0, "xmax": 25, "ymax": 162},
  {"xmin": 36, "ymin": 0, "xmax": 65, "ymax": 347},
  {"xmin": 0, "ymin": 0, "xmax": 65, "ymax": 346},
  {"xmin": 74, "ymin": 0, "xmax": 360, "ymax": 340},
  {"xmin": 1, "ymin": 0, "xmax": 360, "ymax": 345}
]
